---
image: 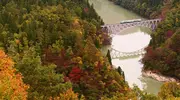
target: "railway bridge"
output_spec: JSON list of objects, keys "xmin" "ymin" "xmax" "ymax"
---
[
  {"xmin": 102, "ymin": 19, "xmax": 161, "ymax": 59},
  {"xmin": 101, "ymin": 19, "xmax": 161, "ymax": 35}
]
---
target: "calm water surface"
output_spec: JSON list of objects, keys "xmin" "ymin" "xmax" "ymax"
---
[{"xmin": 89, "ymin": 0, "xmax": 163, "ymax": 94}]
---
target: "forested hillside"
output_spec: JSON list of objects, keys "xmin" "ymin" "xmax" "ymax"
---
[
  {"xmin": 0, "ymin": 0, "xmax": 180, "ymax": 100},
  {"xmin": 112, "ymin": 0, "xmax": 179, "ymax": 18},
  {"xmin": 142, "ymin": 1, "xmax": 180, "ymax": 80},
  {"xmin": 0, "ymin": 0, "xmax": 133, "ymax": 100}
]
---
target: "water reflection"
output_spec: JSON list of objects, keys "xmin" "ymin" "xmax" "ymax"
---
[
  {"xmin": 112, "ymin": 31, "xmax": 151, "ymax": 52},
  {"xmin": 111, "ymin": 30, "xmax": 150, "ymax": 89},
  {"xmin": 112, "ymin": 57, "xmax": 144, "ymax": 89},
  {"xmin": 112, "ymin": 27, "xmax": 152, "ymax": 35},
  {"xmin": 102, "ymin": 29, "xmax": 163, "ymax": 94}
]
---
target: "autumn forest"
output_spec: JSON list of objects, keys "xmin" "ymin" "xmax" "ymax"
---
[{"xmin": 0, "ymin": 0, "xmax": 180, "ymax": 100}]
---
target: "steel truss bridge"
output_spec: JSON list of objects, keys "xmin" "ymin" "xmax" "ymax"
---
[{"xmin": 102, "ymin": 19, "xmax": 161, "ymax": 59}]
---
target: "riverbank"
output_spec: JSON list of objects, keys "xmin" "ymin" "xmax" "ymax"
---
[{"xmin": 142, "ymin": 70, "xmax": 179, "ymax": 83}]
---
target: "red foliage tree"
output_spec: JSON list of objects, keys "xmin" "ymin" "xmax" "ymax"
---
[
  {"xmin": 84, "ymin": 7, "xmax": 89, "ymax": 13},
  {"xmin": 169, "ymin": 34, "xmax": 180, "ymax": 53},
  {"xmin": 68, "ymin": 67, "xmax": 83, "ymax": 83},
  {"xmin": 143, "ymin": 46, "xmax": 156, "ymax": 61},
  {"xmin": 166, "ymin": 30, "xmax": 174, "ymax": 38},
  {"xmin": 43, "ymin": 48, "xmax": 71, "ymax": 73}
]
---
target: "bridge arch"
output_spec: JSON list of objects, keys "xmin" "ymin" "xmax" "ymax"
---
[{"xmin": 110, "ymin": 46, "xmax": 147, "ymax": 59}]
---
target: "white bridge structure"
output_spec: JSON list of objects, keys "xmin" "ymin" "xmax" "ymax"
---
[{"xmin": 102, "ymin": 19, "xmax": 161, "ymax": 59}]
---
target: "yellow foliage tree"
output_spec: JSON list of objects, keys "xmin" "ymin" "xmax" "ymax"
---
[
  {"xmin": 84, "ymin": 36, "xmax": 101, "ymax": 63},
  {"xmin": 158, "ymin": 82, "xmax": 180, "ymax": 100},
  {"xmin": 0, "ymin": 50, "xmax": 28, "ymax": 100},
  {"xmin": 50, "ymin": 88, "xmax": 81, "ymax": 100}
]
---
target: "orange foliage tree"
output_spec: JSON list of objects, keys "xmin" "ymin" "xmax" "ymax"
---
[{"xmin": 0, "ymin": 50, "xmax": 28, "ymax": 100}]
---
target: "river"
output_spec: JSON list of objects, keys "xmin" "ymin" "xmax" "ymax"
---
[{"xmin": 89, "ymin": 0, "xmax": 163, "ymax": 94}]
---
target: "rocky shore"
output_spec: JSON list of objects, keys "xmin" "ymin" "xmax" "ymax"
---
[{"xmin": 142, "ymin": 70, "xmax": 179, "ymax": 83}]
